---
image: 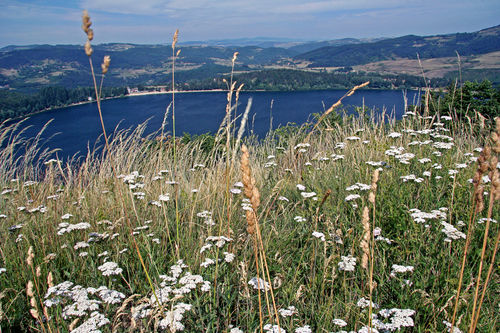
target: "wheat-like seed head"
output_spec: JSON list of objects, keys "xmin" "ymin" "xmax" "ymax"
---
[
  {"xmin": 26, "ymin": 280, "xmax": 34, "ymax": 298},
  {"xmin": 241, "ymin": 144, "xmax": 260, "ymax": 234},
  {"xmin": 29, "ymin": 308, "xmax": 39, "ymax": 320},
  {"xmin": 47, "ymin": 272, "xmax": 54, "ymax": 288},
  {"xmin": 172, "ymin": 29, "xmax": 179, "ymax": 49},
  {"xmin": 84, "ymin": 40, "xmax": 93, "ymax": 57},
  {"xmin": 360, "ymin": 206, "xmax": 370, "ymax": 270},
  {"xmin": 87, "ymin": 28, "xmax": 94, "ymax": 41},
  {"xmin": 82, "ymin": 10, "xmax": 91, "ymax": 34},
  {"xmin": 235, "ymin": 83, "xmax": 244, "ymax": 102},
  {"xmin": 69, "ymin": 318, "xmax": 80, "ymax": 331},
  {"xmin": 101, "ymin": 55, "xmax": 111, "ymax": 74},
  {"xmin": 368, "ymin": 169, "xmax": 380, "ymax": 204},
  {"xmin": 492, "ymin": 117, "xmax": 500, "ymax": 153},
  {"xmin": 26, "ymin": 246, "xmax": 34, "ymax": 267}
]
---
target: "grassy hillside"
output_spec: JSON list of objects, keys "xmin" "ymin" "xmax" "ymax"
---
[{"xmin": 0, "ymin": 89, "xmax": 499, "ymax": 331}]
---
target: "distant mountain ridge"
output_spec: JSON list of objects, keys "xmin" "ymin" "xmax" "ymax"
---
[
  {"xmin": 1, "ymin": 25, "xmax": 499, "ymax": 93},
  {"xmin": 295, "ymin": 25, "xmax": 500, "ymax": 67}
]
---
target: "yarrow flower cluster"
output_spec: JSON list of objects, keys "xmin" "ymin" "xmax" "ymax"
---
[
  {"xmin": 130, "ymin": 260, "xmax": 210, "ymax": 329},
  {"xmin": 409, "ymin": 208, "xmax": 447, "ymax": 224},
  {"xmin": 97, "ymin": 261, "xmax": 123, "ymax": 276},
  {"xmin": 372, "ymin": 308, "xmax": 416, "ymax": 331},
  {"xmin": 57, "ymin": 222, "xmax": 91, "ymax": 235},
  {"xmin": 440, "ymin": 222, "xmax": 466, "ymax": 242},
  {"xmin": 338, "ymin": 255, "xmax": 357, "ymax": 272},
  {"xmin": 248, "ymin": 277, "xmax": 271, "ymax": 291},
  {"xmin": 279, "ymin": 305, "xmax": 298, "ymax": 317},
  {"xmin": 197, "ymin": 210, "xmax": 215, "ymax": 226},
  {"xmin": 390, "ymin": 264, "xmax": 414, "ymax": 277}
]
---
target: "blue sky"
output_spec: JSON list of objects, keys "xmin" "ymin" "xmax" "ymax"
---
[{"xmin": 1, "ymin": 0, "xmax": 499, "ymax": 46}]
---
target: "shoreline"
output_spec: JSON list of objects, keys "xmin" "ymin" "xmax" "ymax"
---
[{"xmin": 6, "ymin": 86, "xmax": 423, "ymax": 123}]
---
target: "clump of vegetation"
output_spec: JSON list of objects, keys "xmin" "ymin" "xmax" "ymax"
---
[
  {"xmin": 0, "ymin": 11, "xmax": 499, "ymax": 333},
  {"xmin": 426, "ymin": 80, "xmax": 500, "ymax": 121}
]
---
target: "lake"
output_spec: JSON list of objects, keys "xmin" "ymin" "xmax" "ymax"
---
[{"xmin": 13, "ymin": 89, "xmax": 421, "ymax": 161}]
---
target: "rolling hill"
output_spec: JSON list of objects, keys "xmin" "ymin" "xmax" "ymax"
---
[
  {"xmin": 295, "ymin": 25, "xmax": 500, "ymax": 67},
  {"xmin": 1, "ymin": 25, "xmax": 500, "ymax": 94}
]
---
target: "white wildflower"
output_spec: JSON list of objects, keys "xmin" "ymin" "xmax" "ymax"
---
[
  {"xmin": 248, "ymin": 277, "xmax": 270, "ymax": 291},
  {"xmin": 159, "ymin": 194, "xmax": 170, "ymax": 201},
  {"xmin": 441, "ymin": 222, "xmax": 466, "ymax": 242},
  {"xmin": 71, "ymin": 311, "xmax": 110, "ymax": 333},
  {"xmin": 338, "ymin": 255, "xmax": 357, "ymax": 272},
  {"xmin": 98, "ymin": 262, "xmax": 123, "ymax": 276},
  {"xmin": 332, "ymin": 318, "xmax": 347, "ymax": 327},
  {"xmin": 301, "ymin": 192, "xmax": 317, "ymax": 199},
  {"xmin": 388, "ymin": 132, "xmax": 402, "ymax": 138},
  {"xmin": 345, "ymin": 194, "xmax": 361, "ymax": 202},
  {"xmin": 312, "ymin": 231, "xmax": 326, "ymax": 241},
  {"xmin": 279, "ymin": 305, "xmax": 297, "ymax": 317},
  {"xmin": 357, "ymin": 297, "xmax": 378, "ymax": 309},
  {"xmin": 295, "ymin": 325, "xmax": 311, "ymax": 333},
  {"xmin": 200, "ymin": 258, "xmax": 215, "ymax": 268},
  {"xmin": 264, "ymin": 324, "xmax": 286, "ymax": 333},
  {"xmin": 223, "ymin": 252, "xmax": 235, "ymax": 263}
]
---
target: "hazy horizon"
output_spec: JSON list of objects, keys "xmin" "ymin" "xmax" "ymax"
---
[{"xmin": 1, "ymin": 0, "xmax": 499, "ymax": 48}]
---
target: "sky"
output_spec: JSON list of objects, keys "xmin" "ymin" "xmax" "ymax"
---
[{"xmin": 1, "ymin": 0, "xmax": 499, "ymax": 47}]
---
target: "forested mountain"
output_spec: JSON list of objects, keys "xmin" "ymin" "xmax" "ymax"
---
[
  {"xmin": 295, "ymin": 25, "xmax": 500, "ymax": 67},
  {"xmin": 0, "ymin": 44, "xmax": 296, "ymax": 92},
  {"xmin": 2, "ymin": 25, "xmax": 500, "ymax": 95}
]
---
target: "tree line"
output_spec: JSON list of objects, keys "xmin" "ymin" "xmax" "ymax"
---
[{"xmin": 0, "ymin": 86, "xmax": 128, "ymax": 121}]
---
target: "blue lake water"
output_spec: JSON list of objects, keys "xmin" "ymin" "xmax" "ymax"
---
[{"xmin": 13, "ymin": 89, "xmax": 421, "ymax": 160}]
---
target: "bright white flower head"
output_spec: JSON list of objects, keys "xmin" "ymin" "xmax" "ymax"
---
[
  {"xmin": 332, "ymin": 318, "xmax": 347, "ymax": 327},
  {"xmin": 312, "ymin": 231, "xmax": 326, "ymax": 241},
  {"xmin": 278, "ymin": 305, "xmax": 297, "ymax": 317},
  {"xmin": 338, "ymin": 255, "xmax": 357, "ymax": 272},
  {"xmin": 98, "ymin": 262, "xmax": 123, "ymax": 276},
  {"xmin": 248, "ymin": 277, "xmax": 270, "ymax": 291}
]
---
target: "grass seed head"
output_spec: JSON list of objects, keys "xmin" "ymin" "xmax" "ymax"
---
[
  {"xmin": 82, "ymin": 10, "xmax": 91, "ymax": 34},
  {"xmin": 360, "ymin": 206, "xmax": 370, "ymax": 270},
  {"xmin": 84, "ymin": 40, "xmax": 93, "ymax": 56},
  {"xmin": 87, "ymin": 28, "xmax": 94, "ymax": 41},
  {"xmin": 172, "ymin": 29, "xmax": 179, "ymax": 49},
  {"xmin": 29, "ymin": 309, "xmax": 39, "ymax": 320},
  {"xmin": 26, "ymin": 246, "xmax": 34, "ymax": 267},
  {"xmin": 26, "ymin": 280, "xmax": 34, "ymax": 298},
  {"xmin": 47, "ymin": 272, "xmax": 54, "ymax": 288},
  {"xmin": 101, "ymin": 55, "xmax": 111, "ymax": 74}
]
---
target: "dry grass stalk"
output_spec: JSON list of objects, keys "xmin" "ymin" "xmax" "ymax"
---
[
  {"xmin": 81, "ymin": 10, "xmax": 162, "ymax": 309},
  {"xmin": 241, "ymin": 144, "xmax": 281, "ymax": 333},
  {"xmin": 25, "ymin": 246, "xmax": 51, "ymax": 333},
  {"xmin": 450, "ymin": 139, "xmax": 492, "ymax": 329},
  {"xmin": 469, "ymin": 117, "xmax": 500, "ymax": 332},
  {"xmin": 306, "ymin": 81, "xmax": 369, "ymax": 141},
  {"xmin": 360, "ymin": 206, "xmax": 370, "ymax": 270},
  {"xmin": 365, "ymin": 168, "xmax": 380, "ymax": 332}
]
